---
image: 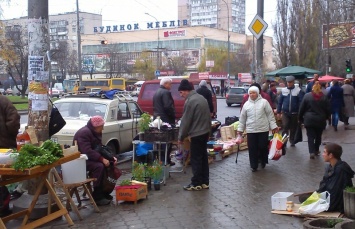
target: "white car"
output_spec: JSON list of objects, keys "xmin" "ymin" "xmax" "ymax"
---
[
  {"xmin": 51, "ymin": 95, "xmax": 143, "ymax": 156},
  {"xmin": 50, "ymin": 88, "xmax": 64, "ymax": 98},
  {"xmin": 130, "ymin": 87, "xmax": 141, "ymax": 97}
]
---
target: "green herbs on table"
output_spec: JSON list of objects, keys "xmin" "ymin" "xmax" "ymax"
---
[
  {"xmin": 12, "ymin": 140, "xmax": 64, "ymax": 171},
  {"xmin": 139, "ymin": 113, "xmax": 151, "ymax": 132}
]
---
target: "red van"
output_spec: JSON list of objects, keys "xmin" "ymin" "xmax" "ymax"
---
[{"xmin": 137, "ymin": 79, "xmax": 217, "ymax": 119}]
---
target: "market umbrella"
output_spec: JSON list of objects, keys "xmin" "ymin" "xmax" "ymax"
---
[
  {"xmin": 265, "ymin": 65, "xmax": 321, "ymax": 77},
  {"xmin": 308, "ymin": 75, "xmax": 345, "ymax": 82}
]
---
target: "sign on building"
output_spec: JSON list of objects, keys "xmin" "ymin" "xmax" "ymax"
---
[{"xmin": 322, "ymin": 22, "xmax": 355, "ymax": 49}]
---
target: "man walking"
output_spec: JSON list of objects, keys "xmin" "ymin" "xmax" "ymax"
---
[
  {"xmin": 306, "ymin": 73, "xmax": 319, "ymax": 93},
  {"xmin": 196, "ymin": 80, "xmax": 214, "ymax": 117},
  {"xmin": 178, "ymin": 79, "xmax": 211, "ymax": 191},
  {"xmin": 277, "ymin": 75, "xmax": 304, "ymax": 146}
]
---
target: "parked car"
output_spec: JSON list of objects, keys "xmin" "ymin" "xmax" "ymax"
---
[
  {"xmin": 225, "ymin": 87, "xmax": 247, "ymax": 107},
  {"xmin": 50, "ymin": 88, "xmax": 64, "ymax": 98},
  {"xmin": 5, "ymin": 88, "xmax": 13, "ymax": 95},
  {"xmin": 130, "ymin": 87, "xmax": 140, "ymax": 97},
  {"xmin": 51, "ymin": 95, "xmax": 143, "ymax": 156},
  {"xmin": 137, "ymin": 79, "xmax": 217, "ymax": 119}
]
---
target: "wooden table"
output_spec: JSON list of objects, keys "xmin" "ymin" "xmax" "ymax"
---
[{"xmin": 0, "ymin": 152, "xmax": 80, "ymax": 229}]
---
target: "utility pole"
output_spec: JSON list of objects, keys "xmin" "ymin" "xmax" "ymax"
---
[
  {"xmin": 145, "ymin": 13, "xmax": 160, "ymax": 77},
  {"xmin": 76, "ymin": 0, "xmax": 82, "ymax": 83},
  {"xmin": 256, "ymin": 0, "xmax": 264, "ymax": 80},
  {"xmin": 325, "ymin": 0, "xmax": 330, "ymax": 74},
  {"xmin": 222, "ymin": 0, "xmax": 230, "ymax": 87},
  {"xmin": 13, "ymin": 0, "xmax": 50, "ymax": 218}
]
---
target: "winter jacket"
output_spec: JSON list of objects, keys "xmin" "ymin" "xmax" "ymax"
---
[
  {"xmin": 327, "ymin": 84, "xmax": 344, "ymax": 113},
  {"xmin": 277, "ymin": 86, "xmax": 304, "ymax": 115},
  {"xmin": 0, "ymin": 95, "xmax": 20, "ymax": 148},
  {"xmin": 73, "ymin": 120, "xmax": 103, "ymax": 162},
  {"xmin": 196, "ymin": 85, "xmax": 214, "ymax": 113},
  {"xmin": 178, "ymin": 91, "xmax": 211, "ymax": 141},
  {"xmin": 341, "ymin": 84, "xmax": 355, "ymax": 117},
  {"xmin": 153, "ymin": 86, "xmax": 176, "ymax": 125},
  {"xmin": 298, "ymin": 92, "xmax": 331, "ymax": 129},
  {"xmin": 238, "ymin": 95, "xmax": 278, "ymax": 134},
  {"xmin": 317, "ymin": 160, "xmax": 355, "ymax": 213}
]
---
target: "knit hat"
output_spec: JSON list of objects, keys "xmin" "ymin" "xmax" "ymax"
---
[
  {"xmin": 248, "ymin": 86, "xmax": 260, "ymax": 95},
  {"xmin": 178, "ymin": 79, "xmax": 193, "ymax": 91},
  {"xmin": 199, "ymin": 80, "xmax": 207, "ymax": 87},
  {"xmin": 90, "ymin": 116, "xmax": 105, "ymax": 127},
  {"xmin": 286, "ymin": 75, "xmax": 295, "ymax": 82}
]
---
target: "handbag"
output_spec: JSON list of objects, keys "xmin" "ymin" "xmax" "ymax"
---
[
  {"xmin": 102, "ymin": 165, "xmax": 122, "ymax": 193},
  {"xmin": 299, "ymin": 191, "xmax": 330, "ymax": 215},
  {"xmin": 293, "ymin": 123, "xmax": 303, "ymax": 144},
  {"xmin": 95, "ymin": 145, "xmax": 115, "ymax": 161},
  {"xmin": 49, "ymin": 100, "xmax": 66, "ymax": 137}
]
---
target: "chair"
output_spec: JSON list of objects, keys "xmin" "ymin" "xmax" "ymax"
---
[{"xmin": 50, "ymin": 168, "xmax": 101, "ymax": 220}]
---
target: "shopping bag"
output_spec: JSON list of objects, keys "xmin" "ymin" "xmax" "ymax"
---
[
  {"xmin": 225, "ymin": 116, "xmax": 239, "ymax": 125},
  {"xmin": 102, "ymin": 165, "xmax": 122, "ymax": 193},
  {"xmin": 49, "ymin": 106, "xmax": 66, "ymax": 137},
  {"xmin": 268, "ymin": 133, "xmax": 283, "ymax": 160},
  {"xmin": 293, "ymin": 123, "xmax": 303, "ymax": 144},
  {"xmin": 299, "ymin": 191, "xmax": 330, "ymax": 215}
]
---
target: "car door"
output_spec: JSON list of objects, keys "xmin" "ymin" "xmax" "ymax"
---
[{"xmin": 117, "ymin": 101, "xmax": 134, "ymax": 152}]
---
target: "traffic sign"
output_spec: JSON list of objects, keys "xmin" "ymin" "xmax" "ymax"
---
[
  {"xmin": 248, "ymin": 14, "xmax": 268, "ymax": 40},
  {"xmin": 155, "ymin": 70, "xmax": 160, "ymax": 76}
]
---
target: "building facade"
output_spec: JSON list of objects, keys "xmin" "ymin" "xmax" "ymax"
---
[{"xmin": 178, "ymin": 0, "xmax": 246, "ymax": 34}]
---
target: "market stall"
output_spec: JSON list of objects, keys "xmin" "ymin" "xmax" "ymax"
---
[{"xmin": 0, "ymin": 151, "xmax": 79, "ymax": 228}]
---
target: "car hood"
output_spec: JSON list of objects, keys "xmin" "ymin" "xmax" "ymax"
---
[{"xmin": 54, "ymin": 119, "xmax": 89, "ymax": 136}]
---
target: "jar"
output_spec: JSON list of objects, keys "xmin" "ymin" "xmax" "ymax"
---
[
  {"xmin": 286, "ymin": 201, "xmax": 294, "ymax": 212},
  {"xmin": 16, "ymin": 131, "xmax": 30, "ymax": 151}
]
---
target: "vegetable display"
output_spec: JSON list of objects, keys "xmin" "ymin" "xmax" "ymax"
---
[{"xmin": 12, "ymin": 140, "xmax": 64, "ymax": 171}]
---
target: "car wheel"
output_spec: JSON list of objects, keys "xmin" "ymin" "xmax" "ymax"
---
[
  {"xmin": 107, "ymin": 141, "xmax": 119, "ymax": 157},
  {"xmin": 227, "ymin": 103, "xmax": 232, "ymax": 107}
]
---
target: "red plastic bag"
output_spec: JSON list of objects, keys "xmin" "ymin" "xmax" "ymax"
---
[{"xmin": 268, "ymin": 133, "xmax": 283, "ymax": 161}]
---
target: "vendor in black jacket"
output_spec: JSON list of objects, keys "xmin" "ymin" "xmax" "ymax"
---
[
  {"xmin": 317, "ymin": 143, "xmax": 355, "ymax": 213},
  {"xmin": 196, "ymin": 80, "xmax": 214, "ymax": 117},
  {"xmin": 153, "ymin": 77, "xmax": 176, "ymax": 125}
]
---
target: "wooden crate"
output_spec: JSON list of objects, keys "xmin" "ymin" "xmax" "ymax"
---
[
  {"xmin": 220, "ymin": 125, "xmax": 235, "ymax": 141},
  {"xmin": 115, "ymin": 184, "xmax": 148, "ymax": 204}
]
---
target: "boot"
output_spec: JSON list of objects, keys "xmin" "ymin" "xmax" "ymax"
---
[{"xmin": 93, "ymin": 187, "xmax": 111, "ymax": 206}]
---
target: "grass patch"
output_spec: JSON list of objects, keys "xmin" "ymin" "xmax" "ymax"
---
[
  {"xmin": 14, "ymin": 103, "xmax": 28, "ymax": 110},
  {"xmin": 4, "ymin": 96, "xmax": 59, "ymax": 111}
]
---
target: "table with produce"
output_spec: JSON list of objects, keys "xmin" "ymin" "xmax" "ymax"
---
[{"xmin": 0, "ymin": 140, "xmax": 79, "ymax": 228}]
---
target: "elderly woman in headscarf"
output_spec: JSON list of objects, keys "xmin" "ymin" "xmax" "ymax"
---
[
  {"xmin": 341, "ymin": 79, "xmax": 355, "ymax": 125},
  {"xmin": 299, "ymin": 82, "xmax": 331, "ymax": 159},
  {"xmin": 237, "ymin": 86, "xmax": 279, "ymax": 172}
]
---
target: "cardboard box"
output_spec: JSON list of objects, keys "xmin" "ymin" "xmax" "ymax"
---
[
  {"xmin": 115, "ymin": 184, "xmax": 148, "ymax": 204},
  {"xmin": 220, "ymin": 125, "xmax": 235, "ymax": 141},
  {"xmin": 271, "ymin": 192, "xmax": 294, "ymax": 210}
]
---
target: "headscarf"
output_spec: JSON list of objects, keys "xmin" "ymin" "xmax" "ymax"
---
[
  {"xmin": 90, "ymin": 116, "xmax": 105, "ymax": 127},
  {"xmin": 248, "ymin": 86, "xmax": 260, "ymax": 95}
]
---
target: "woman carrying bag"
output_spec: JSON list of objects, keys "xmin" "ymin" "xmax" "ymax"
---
[
  {"xmin": 236, "ymin": 86, "xmax": 279, "ymax": 172},
  {"xmin": 299, "ymin": 82, "xmax": 331, "ymax": 159}
]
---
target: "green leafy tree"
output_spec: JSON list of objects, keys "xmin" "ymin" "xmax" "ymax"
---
[{"xmin": 133, "ymin": 51, "xmax": 155, "ymax": 80}]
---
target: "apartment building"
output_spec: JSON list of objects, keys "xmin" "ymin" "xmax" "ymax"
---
[{"xmin": 178, "ymin": 0, "xmax": 246, "ymax": 34}]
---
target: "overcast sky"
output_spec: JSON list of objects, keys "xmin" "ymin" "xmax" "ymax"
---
[{"xmin": 0, "ymin": 0, "xmax": 277, "ymax": 36}]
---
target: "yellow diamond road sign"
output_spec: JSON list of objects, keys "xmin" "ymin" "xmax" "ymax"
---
[{"xmin": 248, "ymin": 14, "xmax": 268, "ymax": 40}]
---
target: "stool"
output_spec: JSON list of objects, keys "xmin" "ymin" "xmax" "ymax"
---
[{"xmin": 50, "ymin": 168, "xmax": 101, "ymax": 220}]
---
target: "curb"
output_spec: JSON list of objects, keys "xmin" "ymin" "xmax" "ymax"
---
[{"xmin": 18, "ymin": 110, "xmax": 28, "ymax": 115}]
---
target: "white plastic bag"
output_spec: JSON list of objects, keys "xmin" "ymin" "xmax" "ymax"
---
[{"xmin": 298, "ymin": 191, "xmax": 330, "ymax": 215}]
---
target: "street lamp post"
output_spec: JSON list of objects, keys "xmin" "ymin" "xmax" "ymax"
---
[
  {"xmin": 222, "ymin": 0, "xmax": 230, "ymax": 87},
  {"xmin": 145, "ymin": 13, "xmax": 160, "ymax": 75}
]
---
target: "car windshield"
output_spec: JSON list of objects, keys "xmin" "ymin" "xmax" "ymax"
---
[{"xmin": 55, "ymin": 102, "xmax": 107, "ymax": 120}]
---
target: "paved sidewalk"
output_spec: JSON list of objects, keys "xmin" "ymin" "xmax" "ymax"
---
[{"xmin": 6, "ymin": 121, "xmax": 355, "ymax": 229}]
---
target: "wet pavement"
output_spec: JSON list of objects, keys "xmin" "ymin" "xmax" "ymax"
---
[{"xmin": 5, "ymin": 119, "xmax": 355, "ymax": 229}]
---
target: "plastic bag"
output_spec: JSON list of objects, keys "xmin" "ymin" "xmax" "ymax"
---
[
  {"xmin": 268, "ymin": 133, "xmax": 283, "ymax": 160},
  {"xmin": 299, "ymin": 191, "xmax": 330, "ymax": 215}
]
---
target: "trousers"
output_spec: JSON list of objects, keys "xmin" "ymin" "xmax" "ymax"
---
[
  {"xmin": 247, "ymin": 132, "xmax": 269, "ymax": 169},
  {"xmin": 190, "ymin": 133, "xmax": 209, "ymax": 186}
]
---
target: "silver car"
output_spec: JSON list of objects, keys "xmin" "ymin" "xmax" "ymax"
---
[
  {"xmin": 51, "ymin": 95, "xmax": 143, "ymax": 156},
  {"xmin": 226, "ymin": 87, "xmax": 247, "ymax": 107}
]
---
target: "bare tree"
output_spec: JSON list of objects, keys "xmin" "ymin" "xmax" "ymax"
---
[{"xmin": 0, "ymin": 25, "xmax": 29, "ymax": 98}]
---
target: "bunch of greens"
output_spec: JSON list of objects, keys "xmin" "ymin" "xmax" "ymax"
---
[{"xmin": 12, "ymin": 140, "xmax": 64, "ymax": 171}]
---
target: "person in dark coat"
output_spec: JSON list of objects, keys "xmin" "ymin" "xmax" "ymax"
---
[
  {"xmin": 299, "ymin": 82, "xmax": 331, "ymax": 159},
  {"xmin": 153, "ymin": 77, "xmax": 176, "ymax": 125},
  {"xmin": 306, "ymin": 73, "xmax": 319, "ymax": 93},
  {"xmin": 0, "ymin": 95, "xmax": 20, "ymax": 216},
  {"xmin": 73, "ymin": 116, "xmax": 118, "ymax": 206},
  {"xmin": 196, "ymin": 80, "xmax": 214, "ymax": 117},
  {"xmin": 327, "ymin": 80, "xmax": 344, "ymax": 131},
  {"xmin": 317, "ymin": 143, "xmax": 355, "ymax": 213}
]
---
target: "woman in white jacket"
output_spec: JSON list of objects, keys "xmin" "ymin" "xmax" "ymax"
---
[{"xmin": 237, "ymin": 86, "xmax": 279, "ymax": 172}]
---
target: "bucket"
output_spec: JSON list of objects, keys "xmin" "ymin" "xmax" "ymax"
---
[{"xmin": 61, "ymin": 155, "xmax": 87, "ymax": 184}]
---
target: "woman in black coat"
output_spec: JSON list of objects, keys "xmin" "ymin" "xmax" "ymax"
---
[
  {"xmin": 327, "ymin": 80, "xmax": 344, "ymax": 131},
  {"xmin": 299, "ymin": 82, "xmax": 331, "ymax": 159}
]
